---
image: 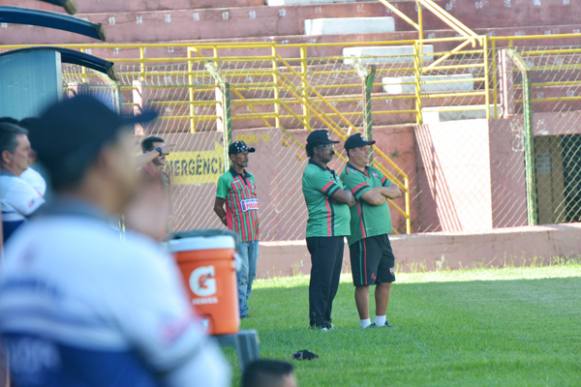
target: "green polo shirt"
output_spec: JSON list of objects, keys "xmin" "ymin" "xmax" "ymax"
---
[
  {"xmin": 340, "ymin": 163, "xmax": 392, "ymax": 245},
  {"xmin": 216, "ymin": 168, "xmax": 259, "ymax": 241},
  {"xmin": 302, "ymin": 160, "xmax": 351, "ymax": 238}
]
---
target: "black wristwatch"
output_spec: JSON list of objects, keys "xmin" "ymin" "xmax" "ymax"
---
[{"xmin": 154, "ymin": 146, "xmax": 164, "ymax": 156}]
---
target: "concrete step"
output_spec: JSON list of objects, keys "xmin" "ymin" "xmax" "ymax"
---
[
  {"xmin": 7, "ymin": 0, "xmax": 267, "ymax": 13},
  {"xmin": 343, "ymin": 45, "xmax": 434, "ymax": 65},
  {"xmin": 3, "ymin": 0, "xmax": 581, "ymax": 45},
  {"xmin": 7, "ymin": 0, "xmax": 581, "ymax": 29},
  {"xmin": 305, "ymin": 16, "xmax": 395, "ymax": 36},
  {"xmin": 4, "ymin": 0, "xmax": 581, "ymax": 44},
  {"xmin": 267, "ymin": 0, "xmax": 359, "ymax": 5},
  {"xmin": 0, "ymin": 2, "xmax": 391, "ymax": 43},
  {"xmin": 422, "ymin": 105, "xmax": 493, "ymax": 123},
  {"xmin": 382, "ymin": 73, "xmax": 475, "ymax": 94}
]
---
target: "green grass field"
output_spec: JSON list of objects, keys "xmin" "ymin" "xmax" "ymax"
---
[{"xmin": 233, "ymin": 264, "xmax": 581, "ymax": 386}]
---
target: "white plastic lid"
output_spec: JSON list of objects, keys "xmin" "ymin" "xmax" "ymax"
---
[{"xmin": 166, "ymin": 235, "xmax": 236, "ymax": 253}]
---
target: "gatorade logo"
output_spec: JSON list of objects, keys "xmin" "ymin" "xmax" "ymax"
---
[{"xmin": 190, "ymin": 266, "xmax": 217, "ymax": 297}]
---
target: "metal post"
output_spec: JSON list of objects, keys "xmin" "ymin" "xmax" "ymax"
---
[
  {"xmin": 417, "ymin": 0, "xmax": 423, "ymax": 41},
  {"xmin": 222, "ymin": 82, "xmax": 232, "ymax": 172},
  {"xmin": 491, "ymin": 38, "xmax": 499, "ymax": 119},
  {"xmin": 139, "ymin": 47, "xmax": 146, "ymax": 81},
  {"xmin": 507, "ymin": 49, "xmax": 538, "ymax": 225},
  {"xmin": 482, "ymin": 36, "xmax": 491, "ymax": 120},
  {"xmin": 300, "ymin": 46, "xmax": 310, "ymax": 130},
  {"xmin": 187, "ymin": 47, "xmax": 196, "ymax": 133},
  {"xmin": 413, "ymin": 40, "xmax": 423, "ymax": 125},
  {"xmin": 271, "ymin": 45, "xmax": 281, "ymax": 129},
  {"xmin": 205, "ymin": 61, "xmax": 232, "ymax": 173},
  {"xmin": 404, "ymin": 176, "xmax": 412, "ymax": 234},
  {"xmin": 521, "ymin": 68, "xmax": 538, "ymax": 225},
  {"xmin": 363, "ymin": 65, "xmax": 377, "ymax": 141}
]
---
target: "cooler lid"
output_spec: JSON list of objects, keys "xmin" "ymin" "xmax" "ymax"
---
[{"xmin": 167, "ymin": 229, "xmax": 237, "ymax": 253}]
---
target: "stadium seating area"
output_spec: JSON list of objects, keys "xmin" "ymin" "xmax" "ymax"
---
[{"xmin": 3, "ymin": 0, "xmax": 581, "ymax": 44}]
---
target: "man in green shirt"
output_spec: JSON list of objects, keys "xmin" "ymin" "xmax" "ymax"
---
[
  {"xmin": 340, "ymin": 133, "xmax": 401, "ymax": 329},
  {"xmin": 214, "ymin": 141, "xmax": 259, "ymax": 319},
  {"xmin": 302, "ymin": 130, "xmax": 355, "ymax": 331}
]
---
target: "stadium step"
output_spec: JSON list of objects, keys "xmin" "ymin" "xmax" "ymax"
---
[
  {"xmin": 382, "ymin": 74, "xmax": 474, "ymax": 94},
  {"xmin": 10, "ymin": 0, "xmax": 267, "ymax": 13},
  {"xmin": 342, "ymin": 45, "xmax": 434, "ymax": 65},
  {"xmin": 304, "ymin": 16, "xmax": 395, "ymax": 36},
  {"xmin": 422, "ymin": 105, "xmax": 493, "ymax": 123},
  {"xmin": 4, "ymin": 0, "xmax": 581, "ymax": 44},
  {"xmin": 266, "ymin": 0, "xmax": 360, "ymax": 5}
]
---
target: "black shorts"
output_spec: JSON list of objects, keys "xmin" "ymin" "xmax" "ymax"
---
[{"xmin": 349, "ymin": 234, "xmax": 396, "ymax": 287}]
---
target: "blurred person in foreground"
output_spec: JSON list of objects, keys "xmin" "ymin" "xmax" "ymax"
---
[
  {"xmin": 0, "ymin": 95, "xmax": 230, "ymax": 387},
  {"xmin": 340, "ymin": 133, "xmax": 401, "ymax": 329},
  {"xmin": 0, "ymin": 122, "xmax": 44, "ymax": 242},
  {"xmin": 242, "ymin": 359, "xmax": 298, "ymax": 387},
  {"xmin": 302, "ymin": 130, "xmax": 354, "ymax": 331},
  {"xmin": 124, "ymin": 135, "xmax": 171, "ymax": 241}
]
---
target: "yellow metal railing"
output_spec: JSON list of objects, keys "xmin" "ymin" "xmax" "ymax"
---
[{"xmin": 3, "ymin": 33, "xmax": 581, "ymax": 233}]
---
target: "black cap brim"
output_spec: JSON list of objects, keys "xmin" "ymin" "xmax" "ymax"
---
[
  {"xmin": 312, "ymin": 139, "xmax": 340, "ymax": 146},
  {"xmin": 121, "ymin": 109, "xmax": 158, "ymax": 126},
  {"xmin": 344, "ymin": 139, "xmax": 376, "ymax": 150}
]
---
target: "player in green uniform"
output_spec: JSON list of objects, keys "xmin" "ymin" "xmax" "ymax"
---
[
  {"xmin": 214, "ymin": 141, "xmax": 259, "ymax": 318},
  {"xmin": 340, "ymin": 133, "xmax": 401, "ymax": 329},
  {"xmin": 302, "ymin": 130, "xmax": 355, "ymax": 331}
]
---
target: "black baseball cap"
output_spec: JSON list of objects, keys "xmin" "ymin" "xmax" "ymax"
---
[
  {"xmin": 306, "ymin": 130, "xmax": 340, "ymax": 147},
  {"xmin": 228, "ymin": 141, "xmax": 255, "ymax": 155},
  {"xmin": 344, "ymin": 133, "xmax": 376, "ymax": 150},
  {"xmin": 33, "ymin": 95, "xmax": 157, "ymax": 187}
]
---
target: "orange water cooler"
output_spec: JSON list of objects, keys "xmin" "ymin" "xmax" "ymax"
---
[{"xmin": 168, "ymin": 230, "xmax": 239, "ymax": 335}]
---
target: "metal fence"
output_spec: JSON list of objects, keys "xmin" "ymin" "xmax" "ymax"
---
[{"xmin": 2, "ymin": 33, "xmax": 581, "ymax": 238}]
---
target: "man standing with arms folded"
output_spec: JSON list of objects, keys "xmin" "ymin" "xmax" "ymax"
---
[
  {"xmin": 340, "ymin": 133, "xmax": 401, "ymax": 329},
  {"xmin": 302, "ymin": 130, "xmax": 355, "ymax": 331},
  {"xmin": 214, "ymin": 141, "xmax": 259, "ymax": 319}
]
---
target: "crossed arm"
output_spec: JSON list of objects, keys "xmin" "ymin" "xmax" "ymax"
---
[
  {"xmin": 331, "ymin": 188, "xmax": 356, "ymax": 206},
  {"xmin": 360, "ymin": 185, "xmax": 402, "ymax": 206}
]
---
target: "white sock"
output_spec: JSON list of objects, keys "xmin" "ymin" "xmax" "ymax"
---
[
  {"xmin": 375, "ymin": 315, "xmax": 387, "ymax": 326},
  {"xmin": 360, "ymin": 318, "xmax": 371, "ymax": 328}
]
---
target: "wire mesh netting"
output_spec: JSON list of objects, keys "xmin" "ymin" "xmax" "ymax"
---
[
  {"xmin": 50, "ymin": 37, "xmax": 581, "ymax": 239},
  {"xmin": 520, "ymin": 46, "xmax": 581, "ymax": 223}
]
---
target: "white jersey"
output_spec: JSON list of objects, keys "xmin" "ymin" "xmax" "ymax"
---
[
  {"xmin": 20, "ymin": 167, "xmax": 47, "ymax": 197},
  {"xmin": 0, "ymin": 203, "xmax": 230, "ymax": 387},
  {"xmin": 0, "ymin": 173, "xmax": 45, "ymax": 242}
]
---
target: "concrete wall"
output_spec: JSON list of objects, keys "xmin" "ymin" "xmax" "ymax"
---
[
  {"xmin": 488, "ymin": 118, "xmax": 528, "ymax": 228},
  {"xmin": 257, "ymin": 223, "xmax": 581, "ymax": 278},
  {"xmin": 414, "ymin": 119, "xmax": 492, "ymax": 232}
]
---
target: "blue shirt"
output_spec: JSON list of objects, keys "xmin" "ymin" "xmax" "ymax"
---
[{"xmin": 0, "ymin": 199, "xmax": 230, "ymax": 387}]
